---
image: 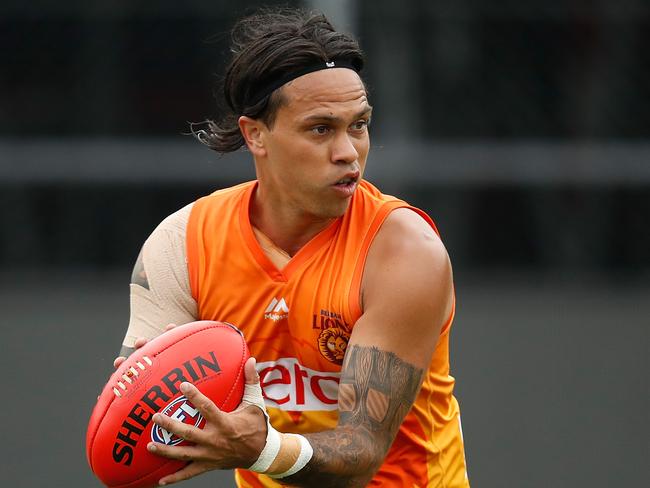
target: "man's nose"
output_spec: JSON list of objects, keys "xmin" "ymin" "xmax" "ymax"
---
[{"xmin": 331, "ymin": 133, "xmax": 359, "ymax": 164}]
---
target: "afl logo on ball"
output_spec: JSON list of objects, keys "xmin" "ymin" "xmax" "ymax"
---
[{"xmin": 151, "ymin": 396, "xmax": 203, "ymax": 446}]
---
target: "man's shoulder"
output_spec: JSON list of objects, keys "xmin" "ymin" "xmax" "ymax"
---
[{"xmin": 374, "ymin": 208, "xmax": 446, "ymax": 262}]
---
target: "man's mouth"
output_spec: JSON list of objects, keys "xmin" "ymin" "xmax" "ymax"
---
[
  {"xmin": 333, "ymin": 171, "xmax": 360, "ymax": 187},
  {"xmin": 335, "ymin": 177, "xmax": 355, "ymax": 185}
]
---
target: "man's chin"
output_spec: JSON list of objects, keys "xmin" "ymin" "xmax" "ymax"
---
[{"xmin": 321, "ymin": 201, "xmax": 352, "ymax": 220}]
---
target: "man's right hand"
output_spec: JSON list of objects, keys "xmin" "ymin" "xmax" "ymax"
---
[{"xmin": 113, "ymin": 323, "xmax": 178, "ymax": 369}]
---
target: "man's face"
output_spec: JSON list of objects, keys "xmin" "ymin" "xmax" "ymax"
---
[{"xmin": 257, "ymin": 68, "xmax": 372, "ymax": 220}]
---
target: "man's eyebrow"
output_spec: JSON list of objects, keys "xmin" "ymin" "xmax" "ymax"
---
[{"xmin": 302, "ymin": 106, "xmax": 373, "ymax": 123}]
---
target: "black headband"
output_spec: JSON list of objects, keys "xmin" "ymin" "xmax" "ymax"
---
[{"xmin": 244, "ymin": 57, "xmax": 362, "ymax": 110}]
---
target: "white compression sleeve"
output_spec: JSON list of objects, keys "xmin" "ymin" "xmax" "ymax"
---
[{"xmin": 123, "ymin": 203, "xmax": 197, "ymax": 347}]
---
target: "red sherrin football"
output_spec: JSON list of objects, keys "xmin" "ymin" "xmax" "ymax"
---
[{"xmin": 86, "ymin": 321, "xmax": 249, "ymax": 488}]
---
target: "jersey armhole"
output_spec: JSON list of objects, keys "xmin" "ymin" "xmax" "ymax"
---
[
  {"xmin": 440, "ymin": 287, "xmax": 456, "ymax": 336},
  {"xmin": 186, "ymin": 200, "xmax": 201, "ymax": 302}
]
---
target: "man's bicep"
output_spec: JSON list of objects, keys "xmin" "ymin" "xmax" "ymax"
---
[{"xmin": 355, "ymin": 208, "xmax": 453, "ymax": 367}]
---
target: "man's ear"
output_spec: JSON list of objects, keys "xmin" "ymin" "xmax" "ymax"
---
[{"xmin": 239, "ymin": 116, "xmax": 267, "ymax": 157}]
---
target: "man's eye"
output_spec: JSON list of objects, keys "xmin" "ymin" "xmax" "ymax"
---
[
  {"xmin": 312, "ymin": 126, "xmax": 329, "ymax": 135},
  {"xmin": 351, "ymin": 120, "xmax": 369, "ymax": 131}
]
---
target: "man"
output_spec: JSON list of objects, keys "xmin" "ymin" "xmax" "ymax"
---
[{"xmin": 115, "ymin": 8, "xmax": 469, "ymax": 487}]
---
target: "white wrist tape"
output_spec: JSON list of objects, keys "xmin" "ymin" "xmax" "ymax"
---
[
  {"xmin": 242, "ymin": 383, "xmax": 277, "ymax": 472},
  {"xmin": 242, "ymin": 382, "xmax": 313, "ymax": 477},
  {"xmin": 248, "ymin": 422, "xmax": 282, "ymax": 473}
]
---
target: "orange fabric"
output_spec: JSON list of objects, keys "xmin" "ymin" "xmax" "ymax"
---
[{"xmin": 187, "ymin": 180, "xmax": 469, "ymax": 487}]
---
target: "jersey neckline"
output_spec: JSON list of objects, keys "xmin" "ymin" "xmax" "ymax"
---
[{"xmin": 238, "ymin": 182, "xmax": 342, "ymax": 282}]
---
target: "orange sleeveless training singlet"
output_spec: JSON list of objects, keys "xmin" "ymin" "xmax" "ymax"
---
[{"xmin": 186, "ymin": 180, "xmax": 469, "ymax": 487}]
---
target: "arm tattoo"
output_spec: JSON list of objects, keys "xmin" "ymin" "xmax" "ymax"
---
[
  {"xmin": 283, "ymin": 345, "xmax": 424, "ymax": 487},
  {"xmin": 130, "ymin": 249, "xmax": 149, "ymax": 290},
  {"xmin": 118, "ymin": 345, "xmax": 136, "ymax": 359},
  {"xmin": 338, "ymin": 346, "xmax": 423, "ymax": 434}
]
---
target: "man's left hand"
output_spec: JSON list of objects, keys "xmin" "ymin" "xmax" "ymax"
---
[{"xmin": 147, "ymin": 357, "xmax": 267, "ymax": 485}]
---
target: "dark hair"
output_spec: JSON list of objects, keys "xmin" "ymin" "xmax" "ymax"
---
[{"xmin": 194, "ymin": 8, "xmax": 365, "ymax": 154}]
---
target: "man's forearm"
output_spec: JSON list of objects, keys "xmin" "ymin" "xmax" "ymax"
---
[
  {"xmin": 279, "ymin": 345, "xmax": 424, "ymax": 486},
  {"xmin": 284, "ymin": 426, "xmax": 380, "ymax": 487}
]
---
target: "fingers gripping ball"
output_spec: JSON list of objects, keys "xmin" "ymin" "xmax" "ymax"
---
[{"xmin": 86, "ymin": 321, "xmax": 249, "ymax": 488}]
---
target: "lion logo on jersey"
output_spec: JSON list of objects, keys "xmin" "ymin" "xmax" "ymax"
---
[{"xmin": 318, "ymin": 327, "xmax": 350, "ymax": 365}]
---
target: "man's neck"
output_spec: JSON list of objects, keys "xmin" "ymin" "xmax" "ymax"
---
[{"xmin": 249, "ymin": 186, "xmax": 335, "ymax": 257}]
